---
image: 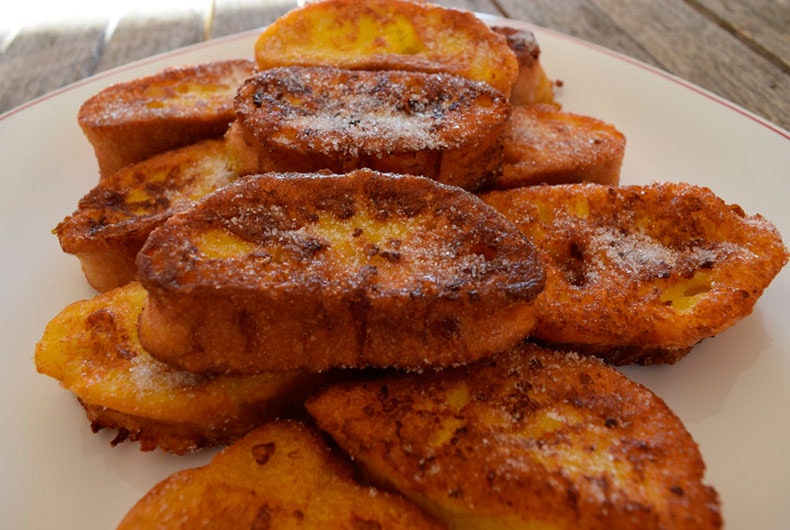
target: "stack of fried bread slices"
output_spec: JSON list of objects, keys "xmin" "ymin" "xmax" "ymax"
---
[{"xmin": 35, "ymin": 0, "xmax": 787, "ymax": 528}]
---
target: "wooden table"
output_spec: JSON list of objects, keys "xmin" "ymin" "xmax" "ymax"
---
[{"xmin": 1, "ymin": 0, "xmax": 787, "ymax": 131}]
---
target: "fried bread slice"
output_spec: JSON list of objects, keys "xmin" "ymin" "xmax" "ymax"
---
[
  {"xmin": 487, "ymin": 104, "xmax": 626, "ymax": 189},
  {"xmin": 136, "ymin": 169, "xmax": 545, "ymax": 374},
  {"xmin": 118, "ymin": 420, "xmax": 443, "ymax": 529},
  {"xmin": 481, "ymin": 182, "xmax": 789, "ymax": 364},
  {"xmin": 55, "ymin": 139, "xmax": 236, "ymax": 292},
  {"xmin": 492, "ymin": 26, "xmax": 556, "ymax": 105},
  {"xmin": 78, "ymin": 59, "xmax": 254, "ymax": 178},
  {"xmin": 227, "ymin": 66, "xmax": 511, "ymax": 190},
  {"xmin": 253, "ymin": 0, "xmax": 519, "ymax": 97},
  {"xmin": 307, "ymin": 343, "xmax": 722, "ymax": 530},
  {"xmin": 34, "ymin": 282, "xmax": 324, "ymax": 454}
]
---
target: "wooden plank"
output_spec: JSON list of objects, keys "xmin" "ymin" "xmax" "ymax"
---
[
  {"xmin": 691, "ymin": 0, "xmax": 790, "ymax": 71},
  {"xmin": 499, "ymin": 0, "xmax": 788, "ymax": 129},
  {"xmin": 96, "ymin": 6, "xmax": 208, "ymax": 72},
  {"xmin": 432, "ymin": 0, "xmax": 502, "ymax": 15},
  {"xmin": 2, "ymin": 0, "xmax": 785, "ymax": 128},
  {"xmin": 0, "ymin": 24, "xmax": 106, "ymax": 113},
  {"xmin": 210, "ymin": 0, "xmax": 296, "ymax": 38},
  {"xmin": 497, "ymin": 0, "xmax": 661, "ymax": 67},
  {"xmin": 210, "ymin": 0, "xmax": 503, "ymax": 38},
  {"xmin": 0, "ymin": 29, "xmax": 13, "ymax": 53},
  {"xmin": 590, "ymin": 0, "xmax": 788, "ymax": 129}
]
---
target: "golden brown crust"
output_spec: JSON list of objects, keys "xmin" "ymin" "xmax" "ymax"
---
[
  {"xmin": 136, "ymin": 169, "xmax": 545, "ymax": 374},
  {"xmin": 481, "ymin": 182, "xmax": 789, "ymax": 363},
  {"xmin": 492, "ymin": 26, "xmax": 556, "ymax": 105},
  {"xmin": 253, "ymin": 0, "xmax": 519, "ymax": 96},
  {"xmin": 55, "ymin": 139, "xmax": 236, "ymax": 292},
  {"xmin": 78, "ymin": 59, "xmax": 255, "ymax": 178},
  {"xmin": 228, "ymin": 66, "xmax": 510, "ymax": 190},
  {"xmin": 34, "ymin": 282, "xmax": 326, "ymax": 454},
  {"xmin": 80, "ymin": 401, "xmax": 246, "ymax": 455},
  {"xmin": 487, "ymin": 104, "xmax": 625, "ymax": 189},
  {"xmin": 118, "ymin": 420, "xmax": 444, "ymax": 529},
  {"xmin": 307, "ymin": 343, "xmax": 722, "ymax": 530}
]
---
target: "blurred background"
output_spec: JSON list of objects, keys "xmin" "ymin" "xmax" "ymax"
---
[{"xmin": 0, "ymin": 0, "xmax": 787, "ymax": 129}]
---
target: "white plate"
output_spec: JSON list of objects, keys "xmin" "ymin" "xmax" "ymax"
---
[{"xmin": 1, "ymin": 17, "xmax": 787, "ymax": 530}]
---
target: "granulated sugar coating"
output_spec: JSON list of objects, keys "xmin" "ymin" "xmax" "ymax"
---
[
  {"xmin": 584, "ymin": 227, "xmax": 738, "ymax": 283},
  {"xmin": 34, "ymin": 281, "xmax": 327, "ymax": 454},
  {"xmin": 229, "ymin": 66, "xmax": 511, "ymax": 190},
  {"xmin": 481, "ymin": 182, "xmax": 788, "ymax": 364},
  {"xmin": 307, "ymin": 342, "xmax": 723, "ymax": 530},
  {"xmin": 127, "ymin": 354, "xmax": 204, "ymax": 394},
  {"xmin": 239, "ymin": 67, "xmax": 506, "ymax": 154},
  {"xmin": 77, "ymin": 59, "xmax": 255, "ymax": 177},
  {"xmin": 135, "ymin": 169, "xmax": 545, "ymax": 374}
]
